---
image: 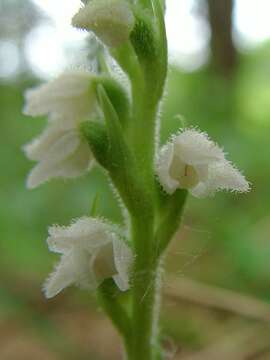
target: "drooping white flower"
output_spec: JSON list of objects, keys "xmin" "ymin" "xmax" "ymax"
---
[
  {"xmin": 44, "ymin": 217, "xmax": 133, "ymax": 298},
  {"xmin": 72, "ymin": 0, "xmax": 135, "ymax": 47},
  {"xmin": 23, "ymin": 70, "xmax": 97, "ymax": 123},
  {"xmin": 156, "ymin": 128, "xmax": 250, "ymax": 197},
  {"xmin": 23, "ymin": 119, "xmax": 94, "ymax": 188},
  {"xmin": 23, "ymin": 70, "xmax": 97, "ymax": 188}
]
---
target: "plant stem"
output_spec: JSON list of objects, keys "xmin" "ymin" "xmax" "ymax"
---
[
  {"xmin": 110, "ymin": 8, "xmax": 168, "ymax": 358},
  {"xmin": 125, "ymin": 54, "xmax": 164, "ymax": 360},
  {"xmin": 129, "ymin": 215, "xmax": 158, "ymax": 360}
]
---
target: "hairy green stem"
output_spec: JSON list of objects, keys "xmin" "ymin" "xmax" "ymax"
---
[
  {"xmin": 96, "ymin": 4, "xmax": 172, "ymax": 358},
  {"xmin": 126, "ymin": 85, "xmax": 160, "ymax": 360},
  {"xmin": 129, "ymin": 215, "xmax": 158, "ymax": 360}
]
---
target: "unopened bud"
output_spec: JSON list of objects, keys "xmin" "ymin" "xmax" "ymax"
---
[{"xmin": 72, "ymin": 0, "xmax": 135, "ymax": 47}]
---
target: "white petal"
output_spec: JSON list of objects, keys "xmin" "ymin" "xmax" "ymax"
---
[
  {"xmin": 156, "ymin": 142, "xmax": 180, "ymax": 194},
  {"xmin": 24, "ymin": 71, "xmax": 92, "ymax": 108},
  {"xmin": 69, "ymin": 217, "xmax": 114, "ymax": 250},
  {"xmin": 112, "ymin": 237, "xmax": 133, "ymax": 291},
  {"xmin": 26, "ymin": 162, "xmax": 54, "ymax": 189},
  {"xmin": 175, "ymin": 129, "xmax": 225, "ymax": 165},
  {"xmin": 48, "ymin": 217, "xmax": 113, "ymax": 253},
  {"xmin": 23, "ymin": 126, "xmax": 66, "ymax": 162},
  {"xmin": 41, "ymin": 131, "xmax": 80, "ymax": 165},
  {"xmin": 23, "ymin": 70, "xmax": 95, "ymax": 120},
  {"xmin": 24, "ymin": 128, "xmax": 79, "ymax": 164},
  {"xmin": 26, "ymin": 138, "xmax": 93, "ymax": 189},
  {"xmin": 208, "ymin": 160, "xmax": 250, "ymax": 193},
  {"xmin": 47, "ymin": 233, "xmax": 74, "ymax": 254},
  {"xmin": 51, "ymin": 139, "xmax": 93, "ymax": 176},
  {"xmin": 43, "ymin": 253, "xmax": 76, "ymax": 298},
  {"xmin": 195, "ymin": 164, "xmax": 209, "ymax": 182},
  {"xmin": 72, "ymin": 0, "xmax": 135, "ymax": 47},
  {"xmin": 191, "ymin": 160, "xmax": 250, "ymax": 197}
]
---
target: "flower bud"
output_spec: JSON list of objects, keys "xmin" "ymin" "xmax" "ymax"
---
[{"xmin": 72, "ymin": 0, "xmax": 135, "ymax": 47}]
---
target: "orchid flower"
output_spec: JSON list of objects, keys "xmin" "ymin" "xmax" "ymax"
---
[
  {"xmin": 44, "ymin": 217, "xmax": 133, "ymax": 298},
  {"xmin": 156, "ymin": 129, "xmax": 250, "ymax": 197},
  {"xmin": 23, "ymin": 70, "xmax": 97, "ymax": 188}
]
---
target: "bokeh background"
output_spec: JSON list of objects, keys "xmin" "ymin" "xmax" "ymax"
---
[{"xmin": 1, "ymin": 0, "xmax": 270, "ymax": 359}]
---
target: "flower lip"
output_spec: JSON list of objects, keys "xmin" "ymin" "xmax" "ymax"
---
[
  {"xmin": 91, "ymin": 241, "xmax": 118, "ymax": 281},
  {"xmin": 168, "ymin": 151, "xmax": 202, "ymax": 190}
]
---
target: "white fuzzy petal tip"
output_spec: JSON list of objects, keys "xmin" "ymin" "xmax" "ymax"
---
[
  {"xmin": 156, "ymin": 128, "xmax": 251, "ymax": 198},
  {"xmin": 72, "ymin": 0, "xmax": 135, "ymax": 47},
  {"xmin": 44, "ymin": 217, "xmax": 133, "ymax": 298},
  {"xmin": 43, "ymin": 254, "xmax": 75, "ymax": 298}
]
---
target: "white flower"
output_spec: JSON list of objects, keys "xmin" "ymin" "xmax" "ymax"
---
[
  {"xmin": 23, "ymin": 70, "xmax": 97, "ymax": 188},
  {"xmin": 44, "ymin": 217, "xmax": 133, "ymax": 298},
  {"xmin": 72, "ymin": 0, "xmax": 135, "ymax": 47},
  {"xmin": 23, "ymin": 70, "xmax": 96, "ymax": 123},
  {"xmin": 156, "ymin": 128, "xmax": 250, "ymax": 197},
  {"xmin": 24, "ymin": 119, "xmax": 94, "ymax": 188}
]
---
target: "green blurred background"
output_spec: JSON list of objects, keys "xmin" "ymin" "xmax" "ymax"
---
[{"xmin": 1, "ymin": 0, "xmax": 270, "ymax": 359}]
